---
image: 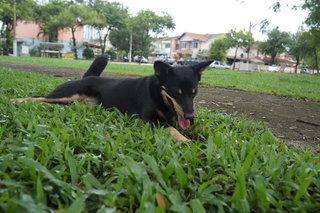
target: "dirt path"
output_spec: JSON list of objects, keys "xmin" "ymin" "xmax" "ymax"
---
[{"xmin": 1, "ymin": 61, "xmax": 319, "ymax": 150}]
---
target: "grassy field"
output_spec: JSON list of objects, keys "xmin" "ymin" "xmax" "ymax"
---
[
  {"xmin": 0, "ymin": 56, "xmax": 319, "ymax": 101},
  {"xmin": 1, "ymin": 66, "xmax": 320, "ymax": 212}
]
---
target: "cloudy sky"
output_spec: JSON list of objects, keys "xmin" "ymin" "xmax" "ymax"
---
[{"xmin": 115, "ymin": 0, "xmax": 308, "ymax": 41}]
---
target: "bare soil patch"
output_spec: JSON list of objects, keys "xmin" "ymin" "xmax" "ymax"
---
[{"xmin": 1, "ymin": 61, "xmax": 319, "ymax": 150}]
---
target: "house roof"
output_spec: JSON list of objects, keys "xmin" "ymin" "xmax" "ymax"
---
[{"xmin": 178, "ymin": 32, "xmax": 225, "ymax": 41}]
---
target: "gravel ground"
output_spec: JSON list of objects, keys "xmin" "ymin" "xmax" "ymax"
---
[{"xmin": 1, "ymin": 61, "xmax": 319, "ymax": 150}]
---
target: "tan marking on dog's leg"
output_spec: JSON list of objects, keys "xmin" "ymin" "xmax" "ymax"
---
[
  {"xmin": 166, "ymin": 126, "xmax": 189, "ymax": 143},
  {"xmin": 11, "ymin": 97, "xmax": 46, "ymax": 104},
  {"xmin": 11, "ymin": 94, "xmax": 98, "ymax": 105}
]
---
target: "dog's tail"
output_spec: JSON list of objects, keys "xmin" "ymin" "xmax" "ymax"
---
[{"xmin": 82, "ymin": 55, "xmax": 109, "ymax": 78}]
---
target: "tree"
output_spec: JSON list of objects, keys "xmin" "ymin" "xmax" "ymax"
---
[
  {"xmin": 109, "ymin": 26, "xmax": 130, "ymax": 54},
  {"xmin": 88, "ymin": 0, "xmax": 129, "ymax": 54},
  {"xmin": 287, "ymin": 31, "xmax": 310, "ymax": 73},
  {"xmin": 207, "ymin": 38, "xmax": 229, "ymax": 62},
  {"xmin": 224, "ymin": 29, "xmax": 254, "ymax": 70},
  {"xmin": 0, "ymin": 0, "xmax": 36, "ymax": 55},
  {"xmin": 51, "ymin": 3, "xmax": 99, "ymax": 59},
  {"xmin": 303, "ymin": 0, "xmax": 320, "ymax": 31},
  {"xmin": 33, "ymin": 0, "xmax": 66, "ymax": 42},
  {"xmin": 109, "ymin": 10, "xmax": 175, "ymax": 59},
  {"xmin": 272, "ymin": 0, "xmax": 320, "ymax": 73},
  {"xmin": 259, "ymin": 27, "xmax": 290, "ymax": 65},
  {"xmin": 301, "ymin": 30, "xmax": 320, "ymax": 73}
]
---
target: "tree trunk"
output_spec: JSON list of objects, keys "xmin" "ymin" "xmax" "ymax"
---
[
  {"xmin": 101, "ymin": 27, "xmax": 111, "ymax": 55},
  {"xmin": 71, "ymin": 26, "xmax": 78, "ymax": 60},
  {"xmin": 271, "ymin": 54, "xmax": 276, "ymax": 65},
  {"xmin": 232, "ymin": 46, "xmax": 239, "ymax": 70},
  {"xmin": 294, "ymin": 57, "xmax": 299, "ymax": 74},
  {"xmin": 246, "ymin": 46, "xmax": 250, "ymax": 71},
  {"xmin": 314, "ymin": 49, "xmax": 319, "ymax": 74}
]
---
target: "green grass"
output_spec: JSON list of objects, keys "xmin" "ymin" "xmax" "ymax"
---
[
  {"xmin": 1, "ymin": 67, "xmax": 320, "ymax": 212},
  {"xmin": 1, "ymin": 56, "xmax": 319, "ymax": 101},
  {"xmin": 202, "ymin": 69, "xmax": 320, "ymax": 101}
]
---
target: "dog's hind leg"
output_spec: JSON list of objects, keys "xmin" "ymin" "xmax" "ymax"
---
[
  {"xmin": 11, "ymin": 94, "xmax": 98, "ymax": 105},
  {"xmin": 166, "ymin": 127, "xmax": 189, "ymax": 143}
]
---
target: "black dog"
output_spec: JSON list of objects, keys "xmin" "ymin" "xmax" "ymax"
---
[{"xmin": 13, "ymin": 57, "xmax": 212, "ymax": 142}]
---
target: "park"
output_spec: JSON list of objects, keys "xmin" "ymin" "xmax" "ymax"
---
[{"xmin": 1, "ymin": 0, "xmax": 320, "ymax": 212}]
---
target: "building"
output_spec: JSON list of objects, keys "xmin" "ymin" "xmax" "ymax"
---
[
  {"xmin": 14, "ymin": 20, "xmax": 109, "ymax": 58},
  {"xmin": 153, "ymin": 32, "xmax": 296, "ymax": 72},
  {"xmin": 177, "ymin": 32, "xmax": 224, "ymax": 58}
]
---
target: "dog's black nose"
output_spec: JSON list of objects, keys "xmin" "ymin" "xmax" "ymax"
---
[{"xmin": 184, "ymin": 113, "xmax": 194, "ymax": 120}]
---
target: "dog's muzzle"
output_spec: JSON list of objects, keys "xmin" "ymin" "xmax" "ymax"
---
[{"xmin": 161, "ymin": 89, "xmax": 191, "ymax": 130}]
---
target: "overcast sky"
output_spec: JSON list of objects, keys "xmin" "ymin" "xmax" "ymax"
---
[{"xmin": 115, "ymin": 0, "xmax": 308, "ymax": 41}]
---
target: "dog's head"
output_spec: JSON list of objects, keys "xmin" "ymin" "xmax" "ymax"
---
[{"xmin": 154, "ymin": 60, "xmax": 213, "ymax": 129}]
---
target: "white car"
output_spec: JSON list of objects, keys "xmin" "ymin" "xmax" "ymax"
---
[
  {"xmin": 134, "ymin": 55, "xmax": 148, "ymax": 63},
  {"xmin": 209, "ymin": 61, "xmax": 231, "ymax": 69}
]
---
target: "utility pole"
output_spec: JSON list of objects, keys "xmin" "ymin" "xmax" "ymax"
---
[
  {"xmin": 128, "ymin": 31, "xmax": 132, "ymax": 63},
  {"xmin": 13, "ymin": 0, "xmax": 17, "ymax": 56},
  {"xmin": 246, "ymin": 21, "xmax": 258, "ymax": 71}
]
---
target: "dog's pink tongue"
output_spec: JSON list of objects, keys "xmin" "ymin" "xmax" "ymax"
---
[{"xmin": 178, "ymin": 115, "xmax": 190, "ymax": 130}]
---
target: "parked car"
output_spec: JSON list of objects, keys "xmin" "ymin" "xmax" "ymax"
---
[
  {"xmin": 122, "ymin": 56, "xmax": 129, "ymax": 62},
  {"xmin": 155, "ymin": 56, "xmax": 175, "ymax": 65},
  {"xmin": 301, "ymin": 68, "xmax": 311, "ymax": 74},
  {"xmin": 268, "ymin": 64, "xmax": 278, "ymax": 72},
  {"xmin": 134, "ymin": 55, "xmax": 148, "ymax": 64},
  {"xmin": 209, "ymin": 61, "xmax": 231, "ymax": 69},
  {"xmin": 177, "ymin": 57, "xmax": 201, "ymax": 65}
]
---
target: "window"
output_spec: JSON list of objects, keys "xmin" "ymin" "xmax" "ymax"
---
[
  {"xmin": 164, "ymin": 43, "xmax": 170, "ymax": 48},
  {"xmin": 182, "ymin": 42, "xmax": 187, "ymax": 48},
  {"xmin": 193, "ymin": 42, "xmax": 198, "ymax": 49}
]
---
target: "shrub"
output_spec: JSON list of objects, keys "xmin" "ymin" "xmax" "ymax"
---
[
  {"xmin": 29, "ymin": 47, "xmax": 41, "ymax": 57},
  {"xmin": 105, "ymin": 49, "xmax": 117, "ymax": 61},
  {"xmin": 83, "ymin": 47, "xmax": 94, "ymax": 59}
]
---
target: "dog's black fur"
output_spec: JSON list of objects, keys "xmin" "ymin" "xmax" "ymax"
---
[
  {"xmin": 82, "ymin": 55, "xmax": 108, "ymax": 78},
  {"xmin": 15, "ymin": 57, "xmax": 212, "ymax": 140}
]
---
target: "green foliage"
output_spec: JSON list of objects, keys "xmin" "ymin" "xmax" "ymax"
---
[
  {"xmin": 110, "ymin": 10, "xmax": 175, "ymax": 57},
  {"xmin": 82, "ymin": 47, "xmax": 94, "ymax": 60},
  {"xmin": 88, "ymin": 0, "xmax": 129, "ymax": 54},
  {"xmin": 259, "ymin": 27, "xmax": 290, "ymax": 65},
  {"xmin": 299, "ymin": 30, "xmax": 320, "ymax": 73},
  {"xmin": 224, "ymin": 29, "xmax": 254, "ymax": 70},
  {"xmin": 287, "ymin": 31, "xmax": 311, "ymax": 73},
  {"xmin": 208, "ymin": 38, "xmax": 229, "ymax": 62},
  {"xmin": 303, "ymin": 0, "xmax": 320, "ymax": 31},
  {"xmin": 33, "ymin": 0, "xmax": 66, "ymax": 42},
  {"xmin": 50, "ymin": 3, "xmax": 99, "ymax": 59},
  {"xmin": 29, "ymin": 46, "xmax": 41, "ymax": 57},
  {"xmin": 0, "ymin": 0, "xmax": 36, "ymax": 55},
  {"xmin": 105, "ymin": 49, "xmax": 117, "ymax": 61},
  {"xmin": 1, "ymin": 67, "xmax": 320, "ymax": 212}
]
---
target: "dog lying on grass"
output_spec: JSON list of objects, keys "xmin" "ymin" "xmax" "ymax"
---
[{"xmin": 13, "ymin": 56, "xmax": 212, "ymax": 142}]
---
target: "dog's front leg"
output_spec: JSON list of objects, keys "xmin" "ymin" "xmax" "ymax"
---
[{"xmin": 166, "ymin": 127, "xmax": 189, "ymax": 143}]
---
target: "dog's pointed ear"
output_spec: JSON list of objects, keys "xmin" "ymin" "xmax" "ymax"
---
[
  {"xmin": 154, "ymin": 61, "xmax": 173, "ymax": 77},
  {"xmin": 192, "ymin": 60, "xmax": 213, "ymax": 78}
]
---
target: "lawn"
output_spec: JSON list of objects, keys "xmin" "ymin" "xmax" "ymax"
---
[
  {"xmin": 0, "ymin": 66, "xmax": 320, "ymax": 212},
  {"xmin": 0, "ymin": 56, "xmax": 319, "ymax": 101}
]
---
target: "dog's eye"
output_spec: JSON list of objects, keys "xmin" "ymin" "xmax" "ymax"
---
[{"xmin": 173, "ymin": 89, "xmax": 182, "ymax": 97}]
